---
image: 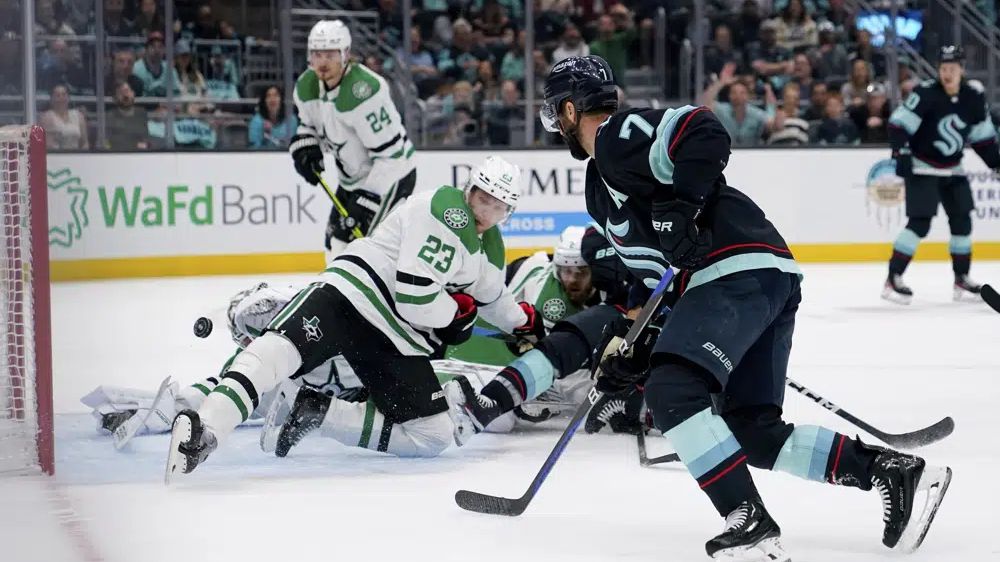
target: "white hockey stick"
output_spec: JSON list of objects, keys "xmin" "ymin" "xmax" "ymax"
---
[{"xmin": 113, "ymin": 376, "xmax": 173, "ymax": 450}]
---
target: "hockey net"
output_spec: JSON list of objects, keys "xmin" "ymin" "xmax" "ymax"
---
[{"xmin": 0, "ymin": 125, "xmax": 52, "ymax": 475}]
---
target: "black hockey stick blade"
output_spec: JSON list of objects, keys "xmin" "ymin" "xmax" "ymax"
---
[
  {"xmin": 637, "ymin": 431, "xmax": 680, "ymax": 467},
  {"xmin": 454, "ymin": 490, "xmax": 528, "ymax": 516},
  {"xmin": 863, "ymin": 415, "xmax": 955, "ymax": 450},
  {"xmin": 981, "ymin": 284, "xmax": 1000, "ymax": 313}
]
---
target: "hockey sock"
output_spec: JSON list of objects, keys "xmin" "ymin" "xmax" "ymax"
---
[
  {"xmin": 177, "ymin": 376, "xmax": 220, "ymax": 411},
  {"xmin": 950, "ymin": 235, "xmax": 972, "ymax": 275},
  {"xmin": 480, "ymin": 349, "xmax": 556, "ymax": 412},
  {"xmin": 771, "ymin": 427, "xmax": 876, "ymax": 490},
  {"xmin": 199, "ymin": 333, "xmax": 302, "ymax": 442},
  {"xmin": 320, "ymin": 398, "xmax": 451, "ymax": 457},
  {"xmin": 646, "ymin": 361, "xmax": 758, "ymax": 516},
  {"xmin": 889, "ymin": 228, "xmax": 920, "ymax": 275}
]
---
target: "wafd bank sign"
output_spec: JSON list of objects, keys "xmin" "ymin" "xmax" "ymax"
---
[{"xmin": 47, "ymin": 149, "xmax": 1000, "ymax": 277}]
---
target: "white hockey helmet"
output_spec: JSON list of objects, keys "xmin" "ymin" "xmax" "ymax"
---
[
  {"xmin": 308, "ymin": 20, "xmax": 351, "ymax": 56},
  {"xmin": 553, "ymin": 226, "xmax": 588, "ymax": 267},
  {"xmin": 466, "ymin": 155, "xmax": 522, "ymax": 216}
]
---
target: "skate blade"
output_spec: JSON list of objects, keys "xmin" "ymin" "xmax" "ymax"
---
[
  {"xmin": 897, "ymin": 465, "xmax": 952, "ymax": 553},
  {"xmin": 881, "ymin": 287, "xmax": 913, "ymax": 305},
  {"xmin": 164, "ymin": 414, "xmax": 193, "ymax": 485},
  {"xmin": 953, "ymin": 288, "xmax": 983, "ymax": 303},
  {"xmin": 712, "ymin": 537, "xmax": 791, "ymax": 562},
  {"xmin": 260, "ymin": 388, "xmax": 292, "ymax": 453}
]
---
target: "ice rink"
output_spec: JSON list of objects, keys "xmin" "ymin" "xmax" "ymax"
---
[{"xmin": 9, "ymin": 261, "xmax": 1000, "ymax": 562}]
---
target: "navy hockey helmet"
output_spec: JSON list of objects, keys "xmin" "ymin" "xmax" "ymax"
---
[
  {"xmin": 539, "ymin": 55, "xmax": 619, "ymax": 133},
  {"xmin": 938, "ymin": 45, "xmax": 964, "ymax": 64}
]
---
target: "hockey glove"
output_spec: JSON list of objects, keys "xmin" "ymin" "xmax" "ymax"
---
[
  {"xmin": 593, "ymin": 316, "xmax": 661, "ymax": 395},
  {"xmin": 894, "ymin": 148, "xmax": 913, "ymax": 178},
  {"xmin": 584, "ymin": 386, "xmax": 645, "ymax": 434},
  {"xmin": 326, "ymin": 188, "xmax": 381, "ymax": 247},
  {"xmin": 290, "ymin": 135, "xmax": 324, "ymax": 186},
  {"xmin": 436, "ymin": 293, "xmax": 478, "ymax": 346},
  {"xmin": 651, "ymin": 199, "xmax": 713, "ymax": 269}
]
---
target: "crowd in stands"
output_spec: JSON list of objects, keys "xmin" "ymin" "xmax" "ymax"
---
[{"xmin": 27, "ymin": 0, "xmax": 1000, "ymax": 150}]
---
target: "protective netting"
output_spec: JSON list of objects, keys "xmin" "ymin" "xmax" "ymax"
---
[{"xmin": 0, "ymin": 126, "xmax": 39, "ymax": 474}]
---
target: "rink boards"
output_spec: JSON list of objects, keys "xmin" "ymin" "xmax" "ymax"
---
[{"xmin": 46, "ymin": 148, "xmax": 1000, "ymax": 280}]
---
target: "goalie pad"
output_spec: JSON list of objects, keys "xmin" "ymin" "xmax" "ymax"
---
[{"xmin": 80, "ymin": 377, "xmax": 179, "ymax": 444}]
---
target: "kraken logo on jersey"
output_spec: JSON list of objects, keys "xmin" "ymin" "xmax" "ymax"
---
[
  {"xmin": 303, "ymin": 316, "xmax": 324, "ymax": 342},
  {"xmin": 542, "ymin": 298, "xmax": 568, "ymax": 321},
  {"xmin": 443, "ymin": 207, "xmax": 470, "ymax": 229},
  {"xmin": 934, "ymin": 114, "xmax": 968, "ymax": 157}
]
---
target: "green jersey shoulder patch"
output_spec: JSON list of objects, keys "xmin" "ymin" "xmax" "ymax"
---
[
  {"xmin": 430, "ymin": 186, "xmax": 479, "ymax": 254},
  {"xmin": 335, "ymin": 63, "xmax": 382, "ymax": 112},
  {"xmin": 295, "ymin": 69, "xmax": 320, "ymax": 102}
]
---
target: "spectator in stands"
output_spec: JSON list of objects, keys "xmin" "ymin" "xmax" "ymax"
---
[
  {"xmin": 822, "ymin": 0, "xmax": 851, "ymax": 30},
  {"xmin": 500, "ymin": 30, "xmax": 528, "ymax": 83},
  {"xmin": 184, "ymin": 3, "xmax": 220, "ymax": 40},
  {"xmin": 485, "ymin": 79, "xmax": 522, "ymax": 145},
  {"xmin": 705, "ymin": 23, "xmax": 744, "ymax": 79},
  {"xmin": 748, "ymin": 19, "xmax": 793, "ymax": 90},
  {"xmin": 849, "ymin": 82, "xmax": 890, "ymax": 144},
  {"xmin": 551, "ymin": 23, "xmax": 589, "ymax": 64},
  {"xmin": 106, "ymin": 48, "xmax": 145, "ymax": 97},
  {"xmin": 730, "ymin": 0, "xmax": 763, "ymax": 49},
  {"xmin": 438, "ymin": 18, "xmax": 492, "ymax": 83},
  {"xmin": 135, "ymin": 0, "xmax": 165, "ymax": 37},
  {"xmin": 62, "ymin": 0, "xmax": 94, "ymax": 34},
  {"xmin": 402, "ymin": 28, "xmax": 440, "ymax": 98},
  {"xmin": 36, "ymin": 0, "xmax": 76, "ymax": 35},
  {"xmin": 101, "ymin": 0, "xmax": 138, "ymax": 37},
  {"xmin": 590, "ymin": 12, "xmax": 635, "ymax": 89},
  {"xmin": 473, "ymin": 0, "xmax": 512, "ymax": 47},
  {"xmin": 106, "ymin": 81, "xmax": 150, "ymax": 150},
  {"xmin": 789, "ymin": 53, "xmax": 815, "ymax": 102},
  {"xmin": 812, "ymin": 21, "xmax": 848, "ymax": 79},
  {"xmin": 40, "ymin": 84, "xmax": 89, "ymax": 150},
  {"xmin": 897, "ymin": 59, "xmax": 918, "ymax": 98},
  {"xmin": 848, "ymin": 29, "xmax": 885, "ymax": 78},
  {"xmin": 840, "ymin": 58, "xmax": 872, "ymax": 106},
  {"xmin": 814, "ymin": 93, "xmax": 858, "ymax": 144},
  {"xmin": 38, "ymin": 38, "xmax": 89, "ymax": 94},
  {"xmin": 173, "ymin": 40, "xmax": 208, "ymax": 105},
  {"xmin": 701, "ymin": 62, "xmax": 772, "ymax": 146},
  {"xmin": 802, "ymin": 81, "xmax": 828, "ymax": 120},
  {"xmin": 132, "ymin": 31, "xmax": 168, "ymax": 97},
  {"xmin": 472, "ymin": 0, "xmax": 523, "ymax": 27},
  {"xmin": 0, "ymin": 33, "xmax": 22, "ymax": 95},
  {"xmin": 377, "ymin": 0, "xmax": 404, "ymax": 48},
  {"xmin": 205, "ymin": 46, "xmax": 240, "ymax": 100},
  {"xmin": 474, "ymin": 59, "xmax": 501, "ymax": 103},
  {"xmin": 248, "ymin": 85, "xmax": 297, "ymax": 149},
  {"xmin": 771, "ymin": 0, "xmax": 818, "ymax": 52},
  {"xmin": 535, "ymin": 0, "xmax": 575, "ymax": 45},
  {"xmin": 768, "ymin": 82, "xmax": 811, "ymax": 145}
]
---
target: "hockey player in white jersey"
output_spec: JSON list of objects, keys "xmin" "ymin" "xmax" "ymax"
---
[
  {"xmin": 289, "ymin": 19, "xmax": 417, "ymax": 259},
  {"xmin": 165, "ymin": 156, "xmax": 546, "ymax": 480}
]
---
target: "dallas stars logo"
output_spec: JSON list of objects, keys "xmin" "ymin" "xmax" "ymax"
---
[
  {"xmin": 542, "ymin": 298, "xmax": 567, "ymax": 321},
  {"xmin": 48, "ymin": 168, "xmax": 89, "ymax": 248},
  {"xmin": 302, "ymin": 316, "xmax": 323, "ymax": 342},
  {"xmin": 443, "ymin": 207, "xmax": 469, "ymax": 229}
]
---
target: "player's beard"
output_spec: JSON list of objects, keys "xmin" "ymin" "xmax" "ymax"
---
[{"xmin": 559, "ymin": 114, "xmax": 590, "ymax": 160}]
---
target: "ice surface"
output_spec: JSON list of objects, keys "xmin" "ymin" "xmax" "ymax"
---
[{"xmin": 14, "ymin": 263, "xmax": 1000, "ymax": 561}]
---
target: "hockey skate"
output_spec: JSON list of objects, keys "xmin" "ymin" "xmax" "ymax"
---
[
  {"xmin": 866, "ymin": 441, "xmax": 952, "ymax": 552},
  {"xmin": 881, "ymin": 274, "xmax": 913, "ymax": 305},
  {"xmin": 584, "ymin": 388, "xmax": 643, "ymax": 434},
  {"xmin": 443, "ymin": 375, "xmax": 502, "ymax": 446},
  {"xmin": 164, "ymin": 410, "xmax": 217, "ymax": 484},
  {"xmin": 274, "ymin": 386, "xmax": 331, "ymax": 457},
  {"xmin": 953, "ymin": 274, "xmax": 983, "ymax": 302},
  {"xmin": 705, "ymin": 499, "xmax": 790, "ymax": 562}
]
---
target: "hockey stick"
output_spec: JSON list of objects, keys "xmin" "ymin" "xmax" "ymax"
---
[
  {"xmin": 981, "ymin": 284, "xmax": 1000, "ymax": 313},
  {"xmin": 786, "ymin": 378, "xmax": 954, "ymax": 449},
  {"xmin": 636, "ymin": 430, "xmax": 680, "ymax": 467},
  {"xmin": 316, "ymin": 173, "xmax": 365, "ymax": 240},
  {"xmin": 454, "ymin": 270, "xmax": 676, "ymax": 516}
]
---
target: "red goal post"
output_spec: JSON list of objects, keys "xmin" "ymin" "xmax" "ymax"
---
[{"xmin": 0, "ymin": 125, "xmax": 53, "ymax": 475}]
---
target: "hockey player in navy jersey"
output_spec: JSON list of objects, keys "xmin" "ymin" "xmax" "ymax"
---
[
  {"xmin": 539, "ymin": 55, "xmax": 951, "ymax": 561},
  {"xmin": 884, "ymin": 45, "xmax": 1000, "ymax": 303}
]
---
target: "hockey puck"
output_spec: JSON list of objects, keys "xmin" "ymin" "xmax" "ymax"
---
[{"xmin": 193, "ymin": 317, "xmax": 213, "ymax": 338}]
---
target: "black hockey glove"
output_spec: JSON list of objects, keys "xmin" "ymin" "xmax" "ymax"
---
[
  {"xmin": 326, "ymin": 188, "xmax": 381, "ymax": 248},
  {"xmin": 651, "ymin": 199, "xmax": 713, "ymax": 269},
  {"xmin": 894, "ymin": 148, "xmax": 913, "ymax": 178},
  {"xmin": 584, "ymin": 385, "xmax": 645, "ymax": 434},
  {"xmin": 290, "ymin": 135, "xmax": 324, "ymax": 185},
  {"xmin": 436, "ymin": 293, "xmax": 478, "ymax": 346},
  {"xmin": 593, "ymin": 316, "xmax": 661, "ymax": 395}
]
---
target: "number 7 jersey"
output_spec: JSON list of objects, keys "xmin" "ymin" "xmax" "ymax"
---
[{"xmin": 321, "ymin": 186, "xmax": 527, "ymax": 356}]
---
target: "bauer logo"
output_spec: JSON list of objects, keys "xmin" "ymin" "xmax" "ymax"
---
[
  {"xmin": 701, "ymin": 342, "xmax": 733, "ymax": 373},
  {"xmin": 48, "ymin": 168, "xmax": 91, "ymax": 248}
]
